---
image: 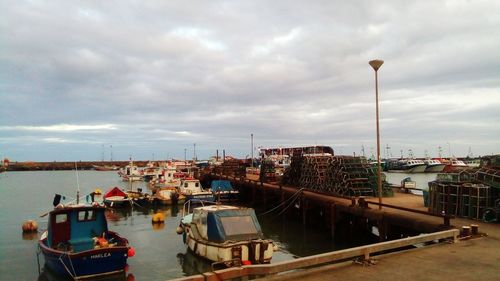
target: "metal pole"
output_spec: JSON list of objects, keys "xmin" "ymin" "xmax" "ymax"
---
[
  {"xmin": 251, "ymin": 133, "xmax": 254, "ymax": 168},
  {"xmin": 375, "ymin": 69, "xmax": 382, "ymax": 210}
]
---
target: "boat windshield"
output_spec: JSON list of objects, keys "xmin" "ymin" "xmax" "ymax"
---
[{"xmin": 220, "ymin": 216, "xmax": 258, "ymax": 236}]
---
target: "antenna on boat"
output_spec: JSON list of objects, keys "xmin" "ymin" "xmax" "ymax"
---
[{"xmin": 75, "ymin": 162, "xmax": 80, "ymax": 204}]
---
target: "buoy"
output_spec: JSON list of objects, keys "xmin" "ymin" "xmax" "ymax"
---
[
  {"xmin": 176, "ymin": 226, "xmax": 184, "ymax": 234},
  {"xmin": 152, "ymin": 213, "xmax": 165, "ymax": 223},
  {"xmin": 127, "ymin": 247, "xmax": 136, "ymax": 257},
  {"xmin": 273, "ymin": 244, "xmax": 279, "ymax": 251},
  {"xmin": 242, "ymin": 260, "xmax": 252, "ymax": 265},
  {"xmin": 22, "ymin": 220, "xmax": 38, "ymax": 232}
]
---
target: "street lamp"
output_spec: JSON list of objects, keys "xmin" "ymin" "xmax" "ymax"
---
[{"xmin": 369, "ymin": 59, "xmax": 384, "ymax": 210}]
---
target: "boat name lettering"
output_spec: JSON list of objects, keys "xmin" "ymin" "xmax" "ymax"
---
[{"xmin": 91, "ymin": 253, "xmax": 111, "ymax": 259}]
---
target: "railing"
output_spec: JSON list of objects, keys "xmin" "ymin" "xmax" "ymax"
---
[{"xmin": 170, "ymin": 229, "xmax": 459, "ymax": 281}]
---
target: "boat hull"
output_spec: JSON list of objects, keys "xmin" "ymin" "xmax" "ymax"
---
[
  {"xmin": 103, "ymin": 198, "xmax": 132, "ymax": 208},
  {"xmin": 185, "ymin": 230, "xmax": 273, "ymax": 265},
  {"xmin": 425, "ymin": 164, "xmax": 446, "ymax": 173},
  {"xmin": 39, "ymin": 240, "xmax": 129, "ymax": 279}
]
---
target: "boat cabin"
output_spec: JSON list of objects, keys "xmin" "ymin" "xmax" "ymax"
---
[
  {"xmin": 190, "ymin": 205, "xmax": 263, "ymax": 243},
  {"xmin": 179, "ymin": 179, "xmax": 204, "ymax": 194},
  {"xmin": 47, "ymin": 205, "xmax": 108, "ymax": 252}
]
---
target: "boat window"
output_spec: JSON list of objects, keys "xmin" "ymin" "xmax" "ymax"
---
[
  {"xmin": 221, "ymin": 216, "xmax": 258, "ymax": 236},
  {"xmin": 195, "ymin": 182, "xmax": 199, "ymax": 188},
  {"xmin": 77, "ymin": 210, "xmax": 97, "ymax": 222},
  {"xmin": 184, "ymin": 182, "xmax": 188, "ymax": 187},
  {"xmin": 55, "ymin": 214, "xmax": 67, "ymax": 224}
]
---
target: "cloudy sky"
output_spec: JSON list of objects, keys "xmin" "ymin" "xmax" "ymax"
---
[{"xmin": 1, "ymin": 0, "xmax": 499, "ymax": 161}]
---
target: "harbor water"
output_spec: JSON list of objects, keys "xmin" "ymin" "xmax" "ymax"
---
[{"xmin": 0, "ymin": 171, "xmax": 384, "ymax": 281}]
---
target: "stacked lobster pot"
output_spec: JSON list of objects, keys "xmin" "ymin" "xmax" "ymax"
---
[
  {"xmin": 298, "ymin": 156, "xmax": 331, "ymax": 191},
  {"xmin": 325, "ymin": 156, "xmax": 377, "ymax": 197},
  {"xmin": 282, "ymin": 155, "xmax": 387, "ymax": 197}
]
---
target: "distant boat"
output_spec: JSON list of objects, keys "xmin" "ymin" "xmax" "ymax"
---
[
  {"xmin": 38, "ymin": 196, "xmax": 134, "ymax": 279},
  {"xmin": 118, "ymin": 161, "xmax": 143, "ymax": 181},
  {"xmin": 103, "ymin": 187, "xmax": 133, "ymax": 208},
  {"xmin": 441, "ymin": 158, "xmax": 468, "ymax": 172},
  {"xmin": 178, "ymin": 204, "xmax": 275, "ymax": 267},
  {"xmin": 93, "ymin": 164, "xmax": 119, "ymax": 171},
  {"xmin": 385, "ymin": 158, "xmax": 427, "ymax": 173},
  {"xmin": 423, "ymin": 159, "xmax": 446, "ymax": 173}
]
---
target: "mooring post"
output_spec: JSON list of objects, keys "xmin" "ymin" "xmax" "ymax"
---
[
  {"xmin": 330, "ymin": 203, "xmax": 336, "ymax": 239},
  {"xmin": 252, "ymin": 183, "xmax": 256, "ymax": 204},
  {"xmin": 378, "ymin": 216, "xmax": 387, "ymax": 242},
  {"xmin": 263, "ymin": 184, "xmax": 267, "ymax": 206},
  {"xmin": 302, "ymin": 198, "xmax": 308, "ymax": 225}
]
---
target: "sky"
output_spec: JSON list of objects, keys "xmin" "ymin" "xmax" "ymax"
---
[{"xmin": 1, "ymin": 0, "xmax": 499, "ymax": 162}]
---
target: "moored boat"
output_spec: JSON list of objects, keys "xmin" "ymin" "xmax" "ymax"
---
[
  {"xmin": 385, "ymin": 158, "xmax": 427, "ymax": 173},
  {"xmin": 210, "ymin": 180, "xmax": 239, "ymax": 202},
  {"xmin": 179, "ymin": 179, "xmax": 215, "ymax": 203},
  {"xmin": 441, "ymin": 158, "xmax": 468, "ymax": 172},
  {"xmin": 423, "ymin": 158, "xmax": 446, "ymax": 173},
  {"xmin": 103, "ymin": 187, "xmax": 133, "ymax": 208},
  {"xmin": 118, "ymin": 161, "xmax": 143, "ymax": 181},
  {"xmin": 38, "ymin": 197, "xmax": 134, "ymax": 279},
  {"xmin": 177, "ymin": 204, "xmax": 275, "ymax": 266},
  {"xmin": 154, "ymin": 186, "xmax": 185, "ymax": 205}
]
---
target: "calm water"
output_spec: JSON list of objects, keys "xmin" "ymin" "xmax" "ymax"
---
[{"xmin": 0, "ymin": 171, "xmax": 376, "ymax": 281}]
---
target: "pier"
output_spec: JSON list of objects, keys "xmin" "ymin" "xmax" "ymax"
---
[{"xmin": 170, "ymin": 173, "xmax": 499, "ymax": 281}]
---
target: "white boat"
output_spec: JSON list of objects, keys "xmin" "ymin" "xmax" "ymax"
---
[
  {"xmin": 178, "ymin": 204, "xmax": 275, "ymax": 266},
  {"xmin": 179, "ymin": 179, "xmax": 215, "ymax": 203},
  {"xmin": 118, "ymin": 161, "xmax": 143, "ymax": 181},
  {"xmin": 386, "ymin": 159, "xmax": 427, "ymax": 173},
  {"xmin": 423, "ymin": 159, "xmax": 446, "ymax": 173}
]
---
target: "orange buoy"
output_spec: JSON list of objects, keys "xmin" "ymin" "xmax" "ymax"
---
[
  {"xmin": 152, "ymin": 213, "xmax": 165, "ymax": 223},
  {"xmin": 22, "ymin": 220, "xmax": 38, "ymax": 232}
]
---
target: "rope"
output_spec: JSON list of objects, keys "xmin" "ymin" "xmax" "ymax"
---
[{"xmin": 259, "ymin": 188, "xmax": 304, "ymax": 216}]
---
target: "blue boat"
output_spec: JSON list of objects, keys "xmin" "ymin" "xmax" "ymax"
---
[
  {"xmin": 38, "ymin": 196, "xmax": 134, "ymax": 279},
  {"xmin": 210, "ymin": 180, "xmax": 239, "ymax": 202}
]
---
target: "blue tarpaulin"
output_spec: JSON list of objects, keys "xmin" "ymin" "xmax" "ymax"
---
[{"xmin": 211, "ymin": 180, "xmax": 234, "ymax": 192}]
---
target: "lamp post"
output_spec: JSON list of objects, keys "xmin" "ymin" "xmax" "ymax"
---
[{"xmin": 369, "ymin": 59, "xmax": 384, "ymax": 210}]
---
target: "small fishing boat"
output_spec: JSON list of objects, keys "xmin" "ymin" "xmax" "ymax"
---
[
  {"xmin": 179, "ymin": 179, "xmax": 215, "ymax": 203},
  {"xmin": 154, "ymin": 186, "xmax": 185, "ymax": 205},
  {"xmin": 118, "ymin": 161, "xmax": 143, "ymax": 181},
  {"xmin": 38, "ymin": 196, "xmax": 135, "ymax": 279},
  {"xmin": 210, "ymin": 180, "xmax": 239, "ymax": 202},
  {"xmin": 126, "ymin": 188, "xmax": 152, "ymax": 206},
  {"xmin": 103, "ymin": 187, "xmax": 132, "ymax": 208},
  {"xmin": 177, "ymin": 203, "xmax": 275, "ymax": 267}
]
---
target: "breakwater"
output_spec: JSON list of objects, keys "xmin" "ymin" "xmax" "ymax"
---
[{"xmin": 5, "ymin": 161, "xmax": 149, "ymax": 171}]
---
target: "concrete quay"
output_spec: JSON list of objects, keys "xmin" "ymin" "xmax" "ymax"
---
[{"xmin": 255, "ymin": 191, "xmax": 500, "ymax": 281}]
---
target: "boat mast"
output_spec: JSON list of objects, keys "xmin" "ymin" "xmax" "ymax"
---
[{"xmin": 75, "ymin": 162, "xmax": 80, "ymax": 204}]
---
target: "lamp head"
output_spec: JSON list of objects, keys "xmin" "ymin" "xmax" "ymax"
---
[{"xmin": 369, "ymin": 60, "xmax": 384, "ymax": 71}]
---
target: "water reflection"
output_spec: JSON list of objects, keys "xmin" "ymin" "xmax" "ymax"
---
[
  {"xmin": 105, "ymin": 208, "xmax": 132, "ymax": 221},
  {"xmin": 152, "ymin": 222, "xmax": 165, "ymax": 231},
  {"xmin": 22, "ymin": 231, "xmax": 39, "ymax": 240},
  {"xmin": 176, "ymin": 251, "xmax": 212, "ymax": 276},
  {"xmin": 37, "ymin": 265, "xmax": 135, "ymax": 281}
]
